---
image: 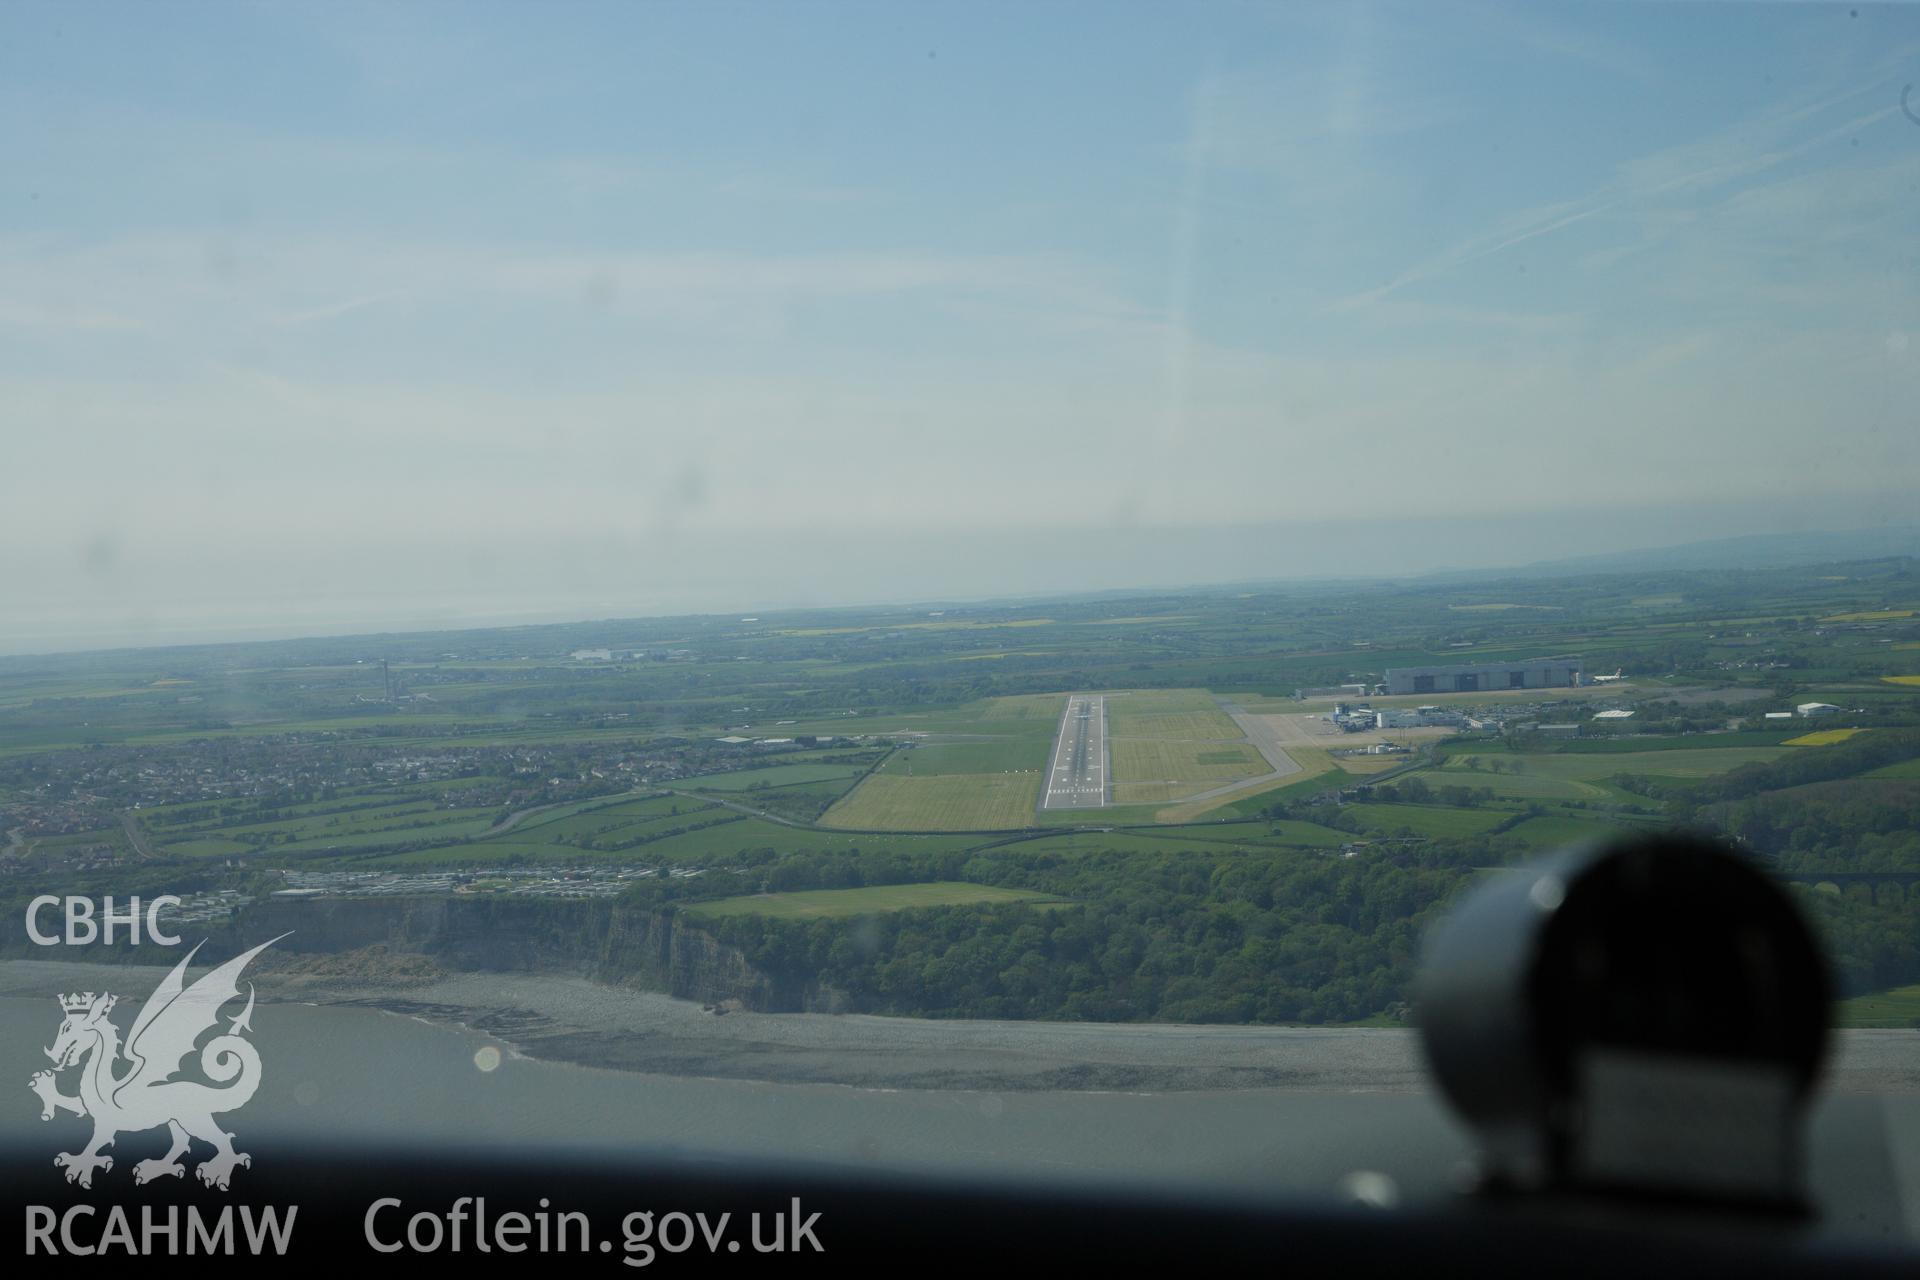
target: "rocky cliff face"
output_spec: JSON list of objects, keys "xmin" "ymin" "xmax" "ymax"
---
[{"xmin": 209, "ymin": 895, "xmax": 844, "ymax": 1012}]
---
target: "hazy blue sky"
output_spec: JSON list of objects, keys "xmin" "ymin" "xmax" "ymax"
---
[{"xmin": 2, "ymin": 2, "xmax": 1917, "ymax": 650}]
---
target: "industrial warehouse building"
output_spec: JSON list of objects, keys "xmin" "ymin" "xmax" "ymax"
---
[{"xmin": 1384, "ymin": 657, "xmax": 1583, "ymax": 695}]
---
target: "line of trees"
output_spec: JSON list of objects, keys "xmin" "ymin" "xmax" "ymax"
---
[{"xmin": 630, "ymin": 845, "xmax": 1474, "ymax": 1024}]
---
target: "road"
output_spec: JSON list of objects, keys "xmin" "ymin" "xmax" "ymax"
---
[
  {"xmin": 1042, "ymin": 694, "xmax": 1108, "ymax": 810},
  {"xmin": 121, "ymin": 811, "xmax": 158, "ymax": 860}
]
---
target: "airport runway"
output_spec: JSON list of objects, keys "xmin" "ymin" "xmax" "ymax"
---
[{"xmin": 1043, "ymin": 694, "xmax": 1108, "ymax": 810}]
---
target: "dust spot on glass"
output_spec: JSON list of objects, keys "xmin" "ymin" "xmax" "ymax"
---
[
  {"xmin": 584, "ymin": 268, "xmax": 618, "ymax": 310},
  {"xmin": 474, "ymin": 1045, "xmax": 503, "ymax": 1073},
  {"xmin": 80, "ymin": 534, "xmax": 120, "ymax": 577},
  {"xmin": 1338, "ymin": 1170, "xmax": 1400, "ymax": 1210},
  {"xmin": 1528, "ymin": 875, "xmax": 1565, "ymax": 911},
  {"xmin": 671, "ymin": 463, "xmax": 708, "ymax": 512},
  {"xmin": 204, "ymin": 237, "xmax": 236, "ymax": 281}
]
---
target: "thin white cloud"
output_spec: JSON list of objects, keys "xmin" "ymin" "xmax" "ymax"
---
[
  {"xmin": 1339, "ymin": 71, "xmax": 1911, "ymax": 309},
  {"xmin": 0, "ymin": 299, "xmax": 141, "ymax": 333},
  {"xmin": 1463, "ymin": 1, "xmax": 1658, "ymax": 83},
  {"xmin": 270, "ymin": 289, "xmax": 410, "ymax": 327}
]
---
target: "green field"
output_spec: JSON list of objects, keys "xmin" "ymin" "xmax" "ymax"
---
[
  {"xmin": 158, "ymin": 837, "xmax": 255, "ymax": 858},
  {"xmin": 994, "ymin": 830, "xmax": 1241, "ymax": 855},
  {"xmin": 816, "ymin": 702, "xmax": 1055, "ymax": 830},
  {"xmin": 1111, "ymin": 738, "xmax": 1265, "ymax": 805},
  {"xmin": 1440, "ymin": 747, "xmax": 1786, "ymax": 783},
  {"xmin": 154, "ymin": 797, "xmax": 511, "ymax": 856},
  {"xmin": 352, "ymin": 817, "xmax": 984, "ymax": 867},
  {"xmin": 139, "ymin": 774, "xmax": 503, "ymax": 830},
  {"xmin": 1524, "ymin": 732, "xmax": 1798, "ymax": 752},
  {"xmin": 1500, "ymin": 814, "xmax": 1637, "ymax": 851},
  {"xmin": 868, "ymin": 740, "xmax": 1048, "ymax": 777},
  {"xmin": 515, "ymin": 795, "xmax": 726, "ymax": 845},
  {"xmin": 1422, "ymin": 759, "xmax": 1608, "ymax": 801},
  {"xmin": 1106, "ymin": 688, "xmax": 1242, "ymax": 741},
  {"xmin": 1346, "ymin": 803, "xmax": 1510, "ymax": 838},
  {"xmin": 274, "ymin": 809, "xmax": 505, "ymax": 853},
  {"xmin": 1835, "ymin": 983, "xmax": 1920, "ymax": 1028},
  {"xmin": 1867, "ymin": 756, "xmax": 1920, "ymax": 779},
  {"xmin": 1101, "ymin": 688, "xmax": 1270, "ymax": 807},
  {"xmin": 821, "ymin": 773, "xmax": 1041, "ymax": 831},
  {"xmin": 677, "ymin": 762, "xmax": 872, "ymax": 791},
  {"xmin": 1127, "ymin": 819, "xmax": 1348, "ymax": 849},
  {"xmin": 1003, "ymin": 819, "xmax": 1350, "ymax": 855},
  {"xmin": 1399, "ymin": 742, "xmax": 1797, "ymax": 817},
  {"xmin": 774, "ymin": 692, "xmax": 1066, "ymax": 742},
  {"xmin": 680, "ymin": 881, "xmax": 1069, "ymax": 920}
]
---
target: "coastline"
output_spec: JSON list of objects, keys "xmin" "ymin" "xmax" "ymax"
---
[{"xmin": 5, "ymin": 956, "xmax": 1916, "ymax": 1095}]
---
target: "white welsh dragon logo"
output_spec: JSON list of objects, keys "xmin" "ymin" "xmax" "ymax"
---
[{"xmin": 28, "ymin": 935, "xmax": 287, "ymax": 1190}]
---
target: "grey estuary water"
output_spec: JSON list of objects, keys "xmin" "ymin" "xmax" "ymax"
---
[{"xmin": 1, "ymin": 997, "xmax": 1914, "ymax": 1241}]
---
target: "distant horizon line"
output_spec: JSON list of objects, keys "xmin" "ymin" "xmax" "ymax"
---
[{"xmin": 4, "ymin": 521, "xmax": 1915, "ymax": 663}]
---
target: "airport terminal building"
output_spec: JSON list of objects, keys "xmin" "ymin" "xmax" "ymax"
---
[{"xmin": 1384, "ymin": 657, "xmax": 1583, "ymax": 695}]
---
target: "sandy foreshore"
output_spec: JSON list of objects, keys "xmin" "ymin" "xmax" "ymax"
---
[{"xmin": 5, "ymin": 956, "xmax": 1916, "ymax": 1095}]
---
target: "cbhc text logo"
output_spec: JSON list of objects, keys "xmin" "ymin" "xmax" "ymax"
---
[{"xmin": 26, "ymin": 896, "xmax": 182, "ymax": 946}]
